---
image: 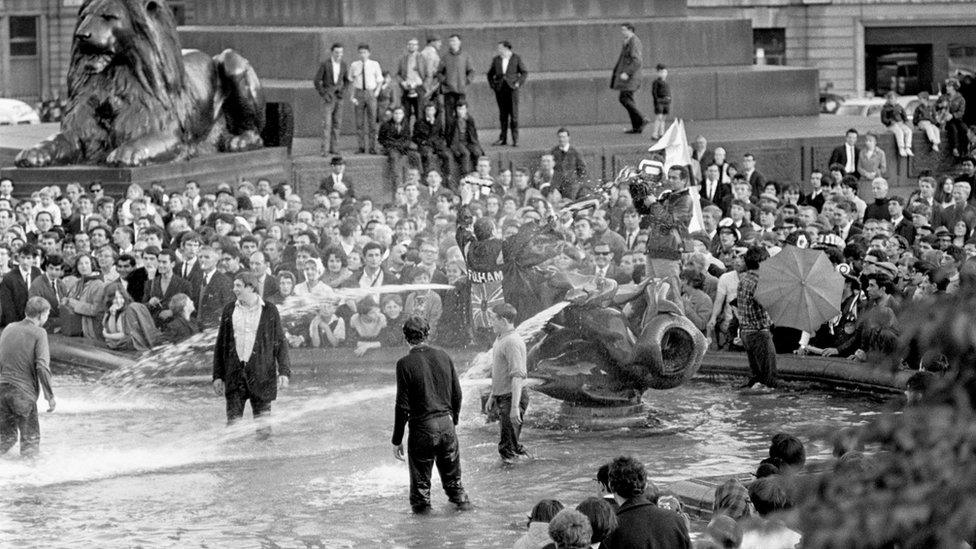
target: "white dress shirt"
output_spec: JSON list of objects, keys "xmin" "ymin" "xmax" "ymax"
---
[
  {"xmin": 845, "ymin": 144, "xmax": 856, "ymax": 173},
  {"xmin": 232, "ymin": 299, "xmax": 263, "ymax": 363},
  {"xmin": 349, "ymin": 59, "xmax": 383, "ymax": 91}
]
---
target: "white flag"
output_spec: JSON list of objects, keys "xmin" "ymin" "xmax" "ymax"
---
[{"xmin": 648, "ymin": 119, "xmax": 704, "ymax": 233}]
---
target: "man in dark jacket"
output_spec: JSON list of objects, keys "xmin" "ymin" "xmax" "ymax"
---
[
  {"xmin": 486, "ymin": 40, "xmax": 528, "ymax": 147},
  {"xmin": 413, "ymin": 103, "xmax": 453, "ymax": 177},
  {"xmin": 313, "ymin": 43, "xmax": 350, "ymax": 156},
  {"xmin": 631, "ymin": 165, "xmax": 694, "ymax": 281},
  {"xmin": 448, "ymin": 102, "xmax": 483, "ymax": 176},
  {"xmin": 379, "ymin": 106, "xmax": 423, "ymax": 188},
  {"xmin": 392, "ymin": 316, "xmax": 471, "ymax": 514},
  {"xmin": 436, "ymin": 34, "xmax": 474, "ymax": 129},
  {"xmin": 603, "ymin": 456, "xmax": 691, "ymax": 549},
  {"xmin": 0, "ymin": 244, "xmax": 42, "ymax": 328},
  {"xmin": 212, "ymin": 272, "xmax": 290, "ymax": 438},
  {"xmin": 197, "ymin": 245, "xmax": 236, "ymax": 327},
  {"xmin": 611, "ymin": 23, "xmax": 648, "ymax": 134}
]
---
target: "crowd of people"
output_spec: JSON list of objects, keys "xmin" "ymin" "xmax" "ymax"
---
[{"xmin": 512, "ymin": 433, "xmax": 837, "ymax": 548}]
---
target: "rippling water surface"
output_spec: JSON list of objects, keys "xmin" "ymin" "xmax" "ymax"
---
[{"xmin": 0, "ymin": 352, "xmax": 892, "ymax": 548}]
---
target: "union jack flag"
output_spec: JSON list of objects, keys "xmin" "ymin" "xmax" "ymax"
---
[{"xmin": 470, "ymin": 279, "xmax": 504, "ymax": 329}]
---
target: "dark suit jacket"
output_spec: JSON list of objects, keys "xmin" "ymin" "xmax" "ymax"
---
[
  {"xmin": 0, "ymin": 267, "xmax": 42, "ymax": 327},
  {"xmin": 701, "ymin": 180, "xmax": 732, "ymax": 214},
  {"xmin": 746, "ymin": 170, "xmax": 766, "ymax": 198},
  {"xmin": 487, "ymin": 53, "xmax": 528, "ymax": 91},
  {"xmin": 176, "ymin": 259, "xmax": 204, "ymax": 302},
  {"xmin": 603, "ymin": 496, "xmax": 691, "ymax": 549},
  {"xmin": 413, "ymin": 116, "xmax": 449, "ymax": 150},
  {"xmin": 611, "ymin": 34, "xmax": 643, "ymax": 91},
  {"xmin": 147, "ymin": 274, "xmax": 192, "ymax": 319},
  {"xmin": 197, "ymin": 271, "xmax": 235, "ymax": 327},
  {"xmin": 258, "ymin": 274, "xmax": 283, "ymax": 304},
  {"xmin": 893, "ymin": 217, "xmax": 916, "ymax": 244},
  {"xmin": 396, "ymin": 52, "xmax": 428, "ymax": 95},
  {"xmin": 62, "ymin": 214, "xmax": 83, "ymax": 236},
  {"xmin": 448, "ymin": 116, "xmax": 482, "ymax": 155},
  {"xmin": 28, "ymin": 274, "xmax": 67, "ymax": 328},
  {"xmin": 379, "ymin": 120, "xmax": 415, "ymax": 154},
  {"xmin": 829, "ymin": 144, "xmax": 861, "ymax": 174},
  {"xmin": 934, "ymin": 203, "xmax": 976, "ymax": 231},
  {"xmin": 213, "ymin": 301, "xmax": 291, "ymax": 402},
  {"xmin": 313, "ymin": 59, "xmax": 350, "ymax": 103},
  {"xmin": 125, "ymin": 267, "xmax": 149, "ymax": 304},
  {"xmin": 319, "ymin": 172, "xmax": 355, "ymax": 197}
]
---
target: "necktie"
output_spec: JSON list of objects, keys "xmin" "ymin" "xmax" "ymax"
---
[
  {"xmin": 361, "ymin": 62, "xmax": 367, "ymax": 90},
  {"xmin": 53, "ymin": 278, "xmax": 59, "ymax": 303}
]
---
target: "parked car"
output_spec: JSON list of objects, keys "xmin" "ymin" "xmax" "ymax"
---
[
  {"xmin": 831, "ymin": 94, "xmax": 934, "ymax": 120},
  {"xmin": 0, "ymin": 98, "xmax": 41, "ymax": 125}
]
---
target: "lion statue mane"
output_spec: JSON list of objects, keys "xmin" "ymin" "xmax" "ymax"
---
[{"xmin": 16, "ymin": 0, "xmax": 265, "ymax": 168}]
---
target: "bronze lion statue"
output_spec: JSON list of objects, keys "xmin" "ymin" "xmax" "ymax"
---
[{"xmin": 16, "ymin": 0, "xmax": 265, "ymax": 168}]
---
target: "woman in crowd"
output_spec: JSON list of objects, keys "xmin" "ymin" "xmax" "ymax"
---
[
  {"xmin": 321, "ymin": 247, "xmax": 352, "ymax": 288},
  {"xmin": 857, "ymin": 132, "xmax": 887, "ymax": 181},
  {"xmin": 62, "ymin": 253, "xmax": 107, "ymax": 340},
  {"xmin": 513, "ymin": 499, "xmax": 564, "ymax": 549},
  {"xmin": 378, "ymin": 294, "xmax": 407, "ymax": 349},
  {"xmin": 101, "ymin": 283, "xmax": 162, "ymax": 352},
  {"xmin": 294, "ymin": 258, "xmax": 333, "ymax": 297},
  {"xmin": 165, "ymin": 293, "xmax": 199, "ymax": 343},
  {"xmin": 349, "ymin": 296, "xmax": 386, "ymax": 356}
]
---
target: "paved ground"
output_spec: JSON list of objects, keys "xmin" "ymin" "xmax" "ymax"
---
[{"xmin": 287, "ymin": 114, "xmax": 884, "ymax": 159}]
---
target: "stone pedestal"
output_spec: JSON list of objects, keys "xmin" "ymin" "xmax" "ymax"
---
[{"xmin": 0, "ymin": 147, "xmax": 291, "ymax": 195}]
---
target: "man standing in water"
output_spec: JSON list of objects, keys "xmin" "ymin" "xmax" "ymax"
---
[
  {"xmin": 213, "ymin": 272, "xmax": 290, "ymax": 438},
  {"xmin": 0, "ymin": 296, "xmax": 55, "ymax": 458},
  {"xmin": 484, "ymin": 302, "xmax": 530, "ymax": 464},
  {"xmin": 392, "ymin": 316, "xmax": 472, "ymax": 514}
]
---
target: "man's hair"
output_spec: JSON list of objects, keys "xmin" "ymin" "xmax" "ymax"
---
[
  {"xmin": 596, "ymin": 463, "xmax": 611, "ymax": 491},
  {"xmin": 448, "ymin": 33, "xmax": 461, "ymax": 40},
  {"xmin": 331, "ymin": 42, "xmax": 343, "ymax": 51},
  {"xmin": 748, "ymin": 476, "xmax": 792, "ymax": 517},
  {"xmin": 499, "ymin": 40, "xmax": 513, "ymax": 50},
  {"xmin": 608, "ymin": 455, "xmax": 646, "ymax": 499},
  {"xmin": 621, "ymin": 22, "xmax": 635, "ymax": 32},
  {"xmin": 17, "ymin": 243, "xmax": 38, "ymax": 258},
  {"xmin": 25, "ymin": 296, "xmax": 51, "ymax": 319},
  {"xmin": 576, "ymin": 497, "xmax": 618, "ymax": 544},
  {"xmin": 547, "ymin": 509, "xmax": 593, "ymax": 549},
  {"xmin": 529, "ymin": 499, "xmax": 565, "ymax": 523},
  {"xmin": 42, "ymin": 254, "xmax": 64, "ymax": 270},
  {"xmin": 491, "ymin": 302, "xmax": 518, "ymax": 323},
  {"xmin": 234, "ymin": 271, "xmax": 260, "ymax": 290},
  {"xmin": 402, "ymin": 315, "xmax": 430, "ymax": 345},
  {"xmin": 556, "ymin": 127, "xmax": 569, "ymax": 136},
  {"xmin": 680, "ymin": 268, "xmax": 705, "ymax": 290},
  {"xmin": 744, "ymin": 245, "xmax": 769, "ymax": 270},
  {"xmin": 357, "ymin": 43, "xmax": 370, "ymax": 51},
  {"xmin": 117, "ymin": 253, "xmax": 136, "ymax": 267},
  {"xmin": 769, "ymin": 433, "xmax": 806, "ymax": 468},
  {"xmin": 668, "ymin": 165, "xmax": 689, "ymax": 182},
  {"xmin": 362, "ymin": 241, "xmax": 384, "ymax": 256},
  {"xmin": 846, "ymin": 128, "xmax": 859, "ymax": 136}
]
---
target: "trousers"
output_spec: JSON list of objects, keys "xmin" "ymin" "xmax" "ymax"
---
[
  {"xmin": 353, "ymin": 89, "xmax": 378, "ymax": 153},
  {"xmin": 741, "ymin": 328, "xmax": 778, "ymax": 387},
  {"xmin": 618, "ymin": 90, "xmax": 646, "ymax": 131},
  {"xmin": 495, "ymin": 85, "xmax": 519, "ymax": 143},
  {"xmin": 887, "ymin": 122, "xmax": 913, "ymax": 152},
  {"xmin": 321, "ymin": 99, "xmax": 343, "ymax": 154},
  {"xmin": 407, "ymin": 414, "xmax": 468, "ymax": 510},
  {"xmin": 443, "ymin": 92, "xmax": 465, "ymax": 130},
  {"xmin": 917, "ymin": 120, "xmax": 941, "ymax": 145},
  {"xmin": 495, "ymin": 390, "xmax": 529, "ymax": 459},
  {"xmin": 0, "ymin": 384, "xmax": 40, "ymax": 457}
]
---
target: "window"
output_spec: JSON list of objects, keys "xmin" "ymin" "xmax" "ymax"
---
[
  {"xmin": 948, "ymin": 43, "xmax": 976, "ymax": 77},
  {"xmin": 754, "ymin": 28, "xmax": 786, "ymax": 66},
  {"xmin": 9, "ymin": 16, "xmax": 39, "ymax": 57}
]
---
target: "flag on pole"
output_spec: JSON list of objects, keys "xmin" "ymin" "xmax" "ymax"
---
[{"xmin": 648, "ymin": 119, "xmax": 705, "ymax": 233}]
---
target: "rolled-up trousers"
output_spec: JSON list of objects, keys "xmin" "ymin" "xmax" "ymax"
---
[
  {"xmin": 0, "ymin": 384, "xmax": 40, "ymax": 457},
  {"xmin": 407, "ymin": 413, "xmax": 467, "ymax": 509}
]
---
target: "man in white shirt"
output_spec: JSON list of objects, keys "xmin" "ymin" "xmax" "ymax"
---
[{"xmin": 348, "ymin": 43, "xmax": 383, "ymax": 155}]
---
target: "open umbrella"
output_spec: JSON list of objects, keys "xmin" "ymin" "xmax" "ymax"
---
[{"xmin": 755, "ymin": 245, "xmax": 844, "ymax": 333}]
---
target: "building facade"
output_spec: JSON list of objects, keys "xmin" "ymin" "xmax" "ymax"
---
[
  {"xmin": 0, "ymin": 0, "xmax": 188, "ymax": 103},
  {"xmin": 688, "ymin": 0, "xmax": 976, "ymax": 97}
]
